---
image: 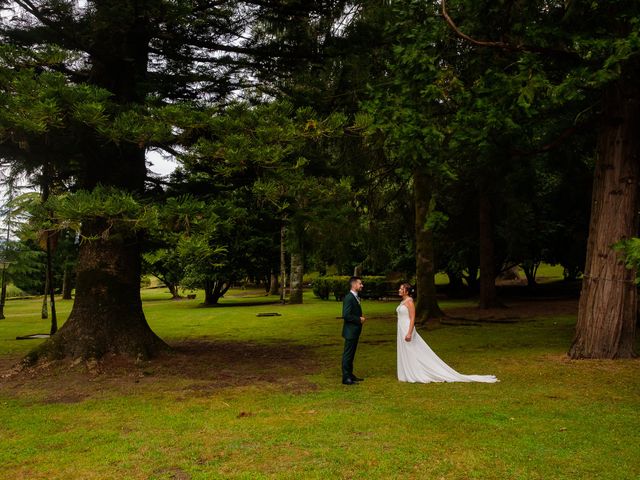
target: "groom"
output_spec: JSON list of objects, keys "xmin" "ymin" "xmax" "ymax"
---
[{"xmin": 341, "ymin": 276, "xmax": 366, "ymax": 385}]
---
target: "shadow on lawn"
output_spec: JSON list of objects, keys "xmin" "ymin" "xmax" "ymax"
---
[
  {"xmin": 443, "ymin": 298, "xmax": 578, "ymax": 323},
  {"xmin": 195, "ymin": 300, "xmax": 283, "ymax": 308},
  {"xmin": 0, "ymin": 340, "xmax": 321, "ymax": 405}
]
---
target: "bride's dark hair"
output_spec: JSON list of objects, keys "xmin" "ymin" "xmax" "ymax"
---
[{"xmin": 400, "ymin": 282, "xmax": 415, "ymax": 298}]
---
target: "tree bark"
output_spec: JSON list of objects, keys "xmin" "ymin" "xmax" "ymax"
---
[
  {"xmin": 41, "ymin": 273, "xmax": 49, "ymax": 320},
  {"xmin": 478, "ymin": 190, "xmax": 501, "ymax": 308},
  {"xmin": 521, "ymin": 261, "xmax": 538, "ymax": 288},
  {"xmin": 0, "ymin": 266, "xmax": 7, "ymax": 320},
  {"xmin": 46, "ymin": 232, "xmax": 57, "ymax": 335},
  {"xmin": 289, "ymin": 251, "xmax": 304, "ymax": 304},
  {"xmin": 0, "ymin": 194, "xmax": 11, "ymax": 320},
  {"xmin": 414, "ymin": 170, "xmax": 444, "ymax": 323},
  {"xmin": 279, "ymin": 223, "xmax": 287, "ymax": 303},
  {"xmin": 61, "ymin": 263, "xmax": 74, "ymax": 300},
  {"xmin": 166, "ymin": 282, "xmax": 181, "ymax": 300},
  {"xmin": 203, "ymin": 279, "xmax": 231, "ymax": 305},
  {"xmin": 570, "ymin": 80, "xmax": 639, "ymax": 359},
  {"xmin": 268, "ymin": 270, "xmax": 279, "ymax": 296}
]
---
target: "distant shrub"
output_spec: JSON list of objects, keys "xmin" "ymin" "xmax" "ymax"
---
[
  {"xmin": 360, "ymin": 277, "xmax": 397, "ymax": 300},
  {"xmin": 5, "ymin": 283, "xmax": 30, "ymax": 299},
  {"xmin": 302, "ymin": 271, "xmax": 320, "ymax": 286},
  {"xmin": 311, "ymin": 276, "xmax": 397, "ymax": 300},
  {"xmin": 311, "ymin": 276, "xmax": 346, "ymax": 300}
]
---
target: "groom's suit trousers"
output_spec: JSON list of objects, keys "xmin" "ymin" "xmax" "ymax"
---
[{"xmin": 342, "ymin": 337, "xmax": 359, "ymax": 380}]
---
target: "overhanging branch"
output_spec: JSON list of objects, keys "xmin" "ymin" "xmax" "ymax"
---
[
  {"xmin": 441, "ymin": 0, "xmax": 578, "ymax": 59},
  {"xmin": 441, "ymin": 0, "xmax": 510, "ymax": 49}
]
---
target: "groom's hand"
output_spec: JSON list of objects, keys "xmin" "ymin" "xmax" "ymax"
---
[{"xmin": 360, "ymin": 316, "xmax": 366, "ymax": 324}]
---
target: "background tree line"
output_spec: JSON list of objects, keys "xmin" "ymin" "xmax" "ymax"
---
[{"xmin": 0, "ymin": 0, "xmax": 637, "ymax": 361}]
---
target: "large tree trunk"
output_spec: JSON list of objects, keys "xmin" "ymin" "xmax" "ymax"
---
[
  {"xmin": 414, "ymin": 170, "xmax": 444, "ymax": 323},
  {"xmin": 30, "ymin": 221, "xmax": 167, "ymax": 361},
  {"xmin": 569, "ymin": 80, "xmax": 639, "ymax": 359},
  {"xmin": 478, "ymin": 190, "xmax": 501, "ymax": 309},
  {"xmin": 289, "ymin": 251, "xmax": 304, "ymax": 304}
]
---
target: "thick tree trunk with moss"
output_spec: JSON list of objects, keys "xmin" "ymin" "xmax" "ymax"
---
[
  {"xmin": 289, "ymin": 251, "xmax": 304, "ymax": 304},
  {"xmin": 29, "ymin": 221, "xmax": 167, "ymax": 361},
  {"xmin": 414, "ymin": 170, "xmax": 444, "ymax": 324},
  {"xmin": 478, "ymin": 191, "xmax": 501, "ymax": 309},
  {"xmin": 570, "ymin": 80, "xmax": 639, "ymax": 359}
]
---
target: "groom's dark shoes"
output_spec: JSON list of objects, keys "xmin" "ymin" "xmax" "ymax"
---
[
  {"xmin": 342, "ymin": 377, "xmax": 357, "ymax": 385},
  {"xmin": 351, "ymin": 375, "xmax": 364, "ymax": 382}
]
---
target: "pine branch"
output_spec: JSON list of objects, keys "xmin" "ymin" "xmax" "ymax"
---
[{"xmin": 12, "ymin": 0, "xmax": 94, "ymax": 57}]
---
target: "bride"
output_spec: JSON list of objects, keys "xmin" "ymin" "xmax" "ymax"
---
[{"xmin": 397, "ymin": 283, "xmax": 498, "ymax": 384}]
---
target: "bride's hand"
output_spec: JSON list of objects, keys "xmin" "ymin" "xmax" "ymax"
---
[{"xmin": 404, "ymin": 334, "xmax": 412, "ymax": 342}]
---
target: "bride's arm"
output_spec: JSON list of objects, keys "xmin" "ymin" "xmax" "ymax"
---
[{"xmin": 405, "ymin": 300, "xmax": 416, "ymax": 341}]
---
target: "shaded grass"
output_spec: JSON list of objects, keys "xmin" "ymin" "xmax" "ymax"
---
[
  {"xmin": 0, "ymin": 289, "xmax": 638, "ymax": 479},
  {"xmin": 532, "ymin": 263, "xmax": 565, "ymax": 282}
]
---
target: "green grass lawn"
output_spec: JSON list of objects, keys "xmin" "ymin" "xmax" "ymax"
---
[{"xmin": 0, "ymin": 289, "xmax": 638, "ymax": 479}]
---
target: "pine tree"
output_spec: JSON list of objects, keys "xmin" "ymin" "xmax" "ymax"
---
[{"xmin": 0, "ymin": 0, "xmax": 339, "ymax": 360}]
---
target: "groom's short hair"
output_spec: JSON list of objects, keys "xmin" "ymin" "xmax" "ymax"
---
[{"xmin": 349, "ymin": 276, "xmax": 361, "ymax": 288}]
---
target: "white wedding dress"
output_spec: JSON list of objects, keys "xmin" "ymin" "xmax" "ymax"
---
[{"xmin": 397, "ymin": 301, "xmax": 498, "ymax": 383}]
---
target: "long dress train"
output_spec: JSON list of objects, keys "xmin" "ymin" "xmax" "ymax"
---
[{"xmin": 397, "ymin": 302, "xmax": 498, "ymax": 383}]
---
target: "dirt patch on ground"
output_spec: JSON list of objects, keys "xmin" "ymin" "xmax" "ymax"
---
[
  {"xmin": 0, "ymin": 340, "xmax": 321, "ymax": 404},
  {"xmin": 443, "ymin": 298, "xmax": 578, "ymax": 323}
]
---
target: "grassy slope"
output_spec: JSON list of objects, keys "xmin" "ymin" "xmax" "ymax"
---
[{"xmin": 0, "ymin": 289, "xmax": 638, "ymax": 479}]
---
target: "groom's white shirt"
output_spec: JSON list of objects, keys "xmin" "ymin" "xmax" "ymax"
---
[{"xmin": 350, "ymin": 290, "xmax": 360, "ymax": 303}]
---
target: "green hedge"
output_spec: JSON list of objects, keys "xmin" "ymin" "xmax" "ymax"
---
[{"xmin": 312, "ymin": 276, "xmax": 398, "ymax": 301}]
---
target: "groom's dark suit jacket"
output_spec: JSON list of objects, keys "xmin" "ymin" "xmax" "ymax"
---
[{"xmin": 342, "ymin": 292, "xmax": 362, "ymax": 340}]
